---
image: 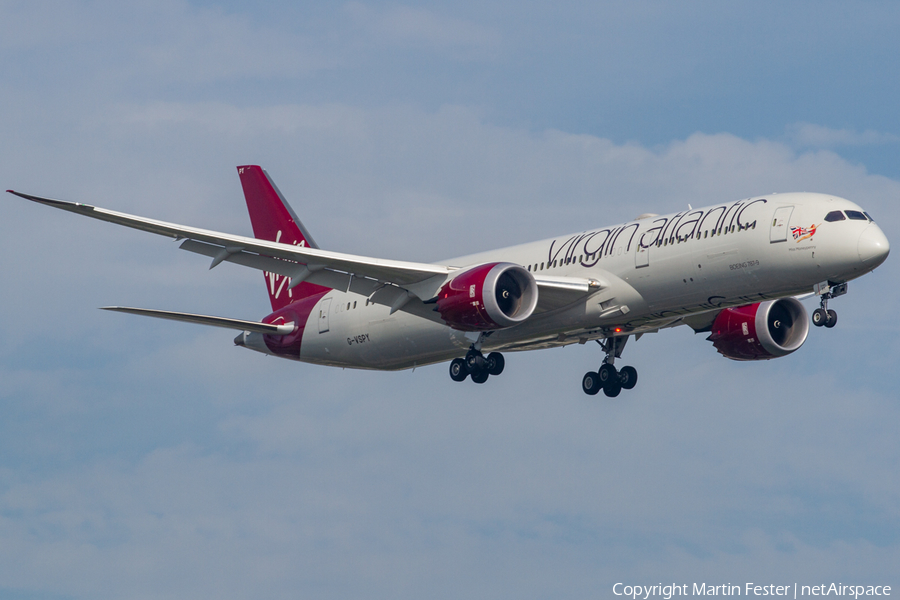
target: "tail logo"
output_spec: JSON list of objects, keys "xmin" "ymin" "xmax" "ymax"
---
[{"xmin": 265, "ymin": 229, "xmax": 308, "ymax": 300}]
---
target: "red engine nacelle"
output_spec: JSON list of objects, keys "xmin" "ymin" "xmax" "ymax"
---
[
  {"xmin": 435, "ymin": 262, "xmax": 538, "ymax": 331},
  {"xmin": 708, "ymin": 297, "xmax": 809, "ymax": 361}
]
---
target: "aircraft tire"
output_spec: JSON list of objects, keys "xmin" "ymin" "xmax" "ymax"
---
[
  {"xmin": 471, "ymin": 369, "xmax": 489, "ymax": 384},
  {"xmin": 825, "ymin": 309, "xmax": 838, "ymax": 328},
  {"xmin": 812, "ymin": 308, "xmax": 827, "ymax": 327},
  {"xmin": 619, "ymin": 366, "xmax": 638, "ymax": 390},
  {"xmin": 603, "ymin": 380, "xmax": 622, "ymax": 397},
  {"xmin": 598, "ymin": 363, "xmax": 617, "ymax": 385},
  {"xmin": 465, "ymin": 349, "xmax": 486, "ymax": 371},
  {"xmin": 582, "ymin": 371, "xmax": 601, "ymax": 395},
  {"xmin": 449, "ymin": 358, "xmax": 469, "ymax": 382},
  {"xmin": 486, "ymin": 352, "xmax": 505, "ymax": 376}
]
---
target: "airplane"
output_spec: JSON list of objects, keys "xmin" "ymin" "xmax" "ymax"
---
[{"xmin": 7, "ymin": 165, "xmax": 890, "ymax": 396}]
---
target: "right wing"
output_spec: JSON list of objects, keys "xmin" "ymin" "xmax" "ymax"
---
[{"xmin": 8, "ymin": 190, "xmax": 603, "ymax": 319}]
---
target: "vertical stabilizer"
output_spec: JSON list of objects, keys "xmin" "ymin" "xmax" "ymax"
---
[{"xmin": 237, "ymin": 165, "xmax": 329, "ymax": 311}]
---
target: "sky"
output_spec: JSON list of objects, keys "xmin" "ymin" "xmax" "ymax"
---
[{"xmin": 1, "ymin": 1, "xmax": 899, "ymax": 599}]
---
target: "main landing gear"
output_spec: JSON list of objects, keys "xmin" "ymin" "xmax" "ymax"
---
[
  {"xmin": 449, "ymin": 335, "xmax": 505, "ymax": 384},
  {"xmin": 812, "ymin": 282, "xmax": 847, "ymax": 329},
  {"xmin": 582, "ymin": 336, "xmax": 638, "ymax": 397}
]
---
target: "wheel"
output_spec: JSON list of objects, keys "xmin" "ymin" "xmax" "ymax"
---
[
  {"xmin": 812, "ymin": 308, "xmax": 827, "ymax": 327},
  {"xmin": 582, "ymin": 371, "xmax": 601, "ymax": 395},
  {"xmin": 597, "ymin": 363, "xmax": 617, "ymax": 385},
  {"xmin": 603, "ymin": 379, "xmax": 622, "ymax": 397},
  {"xmin": 619, "ymin": 366, "xmax": 638, "ymax": 390},
  {"xmin": 465, "ymin": 350, "xmax": 485, "ymax": 371},
  {"xmin": 449, "ymin": 358, "xmax": 469, "ymax": 382},
  {"xmin": 825, "ymin": 309, "xmax": 838, "ymax": 328},
  {"xmin": 470, "ymin": 369, "xmax": 489, "ymax": 384},
  {"xmin": 486, "ymin": 352, "xmax": 505, "ymax": 376}
]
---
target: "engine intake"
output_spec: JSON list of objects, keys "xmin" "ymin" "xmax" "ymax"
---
[
  {"xmin": 436, "ymin": 262, "xmax": 538, "ymax": 331},
  {"xmin": 708, "ymin": 297, "xmax": 809, "ymax": 361}
]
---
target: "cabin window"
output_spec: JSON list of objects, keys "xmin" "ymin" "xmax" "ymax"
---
[
  {"xmin": 353, "ymin": 301, "xmax": 357, "ymax": 309},
  {"xmin": 527, "ymin": 265, "xmax": 531, "ymax": 271},
  {"xmin": 704, "ymin": 230, "xmax": 708, "ymax": 238},
  {"xmin": 846, "ymin": 210, "xmax": 867, "ymax": 221},
  {"xmin": 540, "ymin": 262, "xmax": 544, "ymax": 270},
  {"xmin": 824, "ymin": 210, "xmax": 845, "ymax": 222}
]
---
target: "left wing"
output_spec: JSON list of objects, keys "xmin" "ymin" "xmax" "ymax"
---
[{"xmin": 8, "ymin": 190, "xmax": 601, "ymax": 318}]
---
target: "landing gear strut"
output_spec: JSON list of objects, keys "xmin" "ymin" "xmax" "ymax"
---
[
  {"xmin": 812, "ymin": 282, "xmax": 847, "ymax": 329},
  {"xmin": 448, "ymin": 333, "xmax": 504, "ymax": 384},
  {"xmin": 582, "ymin": 335, "xmax": 638, "ymax": 397}
]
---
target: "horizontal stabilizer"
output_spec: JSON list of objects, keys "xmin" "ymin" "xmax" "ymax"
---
[{"xmin": 101, "ymin": 307, "xmax": 296, "ymax": 335}]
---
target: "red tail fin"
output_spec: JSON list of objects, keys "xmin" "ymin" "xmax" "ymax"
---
[{"xmin": 237, "ymin": 165, "xmax": 329, "ymax": 311}]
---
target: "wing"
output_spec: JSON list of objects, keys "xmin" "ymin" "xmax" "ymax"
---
[{"xmin": 8, "ymin": 190, "xmax": 601, "ymax": 319}]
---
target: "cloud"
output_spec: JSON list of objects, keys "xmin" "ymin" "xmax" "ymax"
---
[
  {"xmin": 3, "ymin": 2, "xmax": 900, "ymax": 596},
  {"xmin": 3, "ymin": 100, "xmax": 900, "ymax": 598},
  {"xmin": 787, "ymin": 122, "xmax": 900, "ymax": 149},
  {"xmin": 2, "ymin": 341, "xmax": 899, "ymax": 599},
  {"xmin": 87, "ymin": 103, "xmax": 900, "ymax": 251}
]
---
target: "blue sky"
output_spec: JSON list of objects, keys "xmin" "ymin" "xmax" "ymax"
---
[{"xmin": 1, "ymin": 2, "xmax": 899, "ymax": 599}]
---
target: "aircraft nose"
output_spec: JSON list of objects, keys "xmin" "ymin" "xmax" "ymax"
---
[{"xmin": 858, "ymin": 225, "xmax": 890, "ymax": 267}]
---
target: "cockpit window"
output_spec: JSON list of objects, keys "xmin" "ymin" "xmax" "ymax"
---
[
  {"xmin": 864, "ymin": 212, "xmax": 874, "ymax": 222},
  {"xmin": 824, "ymin": 210, "xmax": 845, "ymax": 222},
  {"xmin": 845, "ymin": 210, "xmax": 867, "ymax": 221}
]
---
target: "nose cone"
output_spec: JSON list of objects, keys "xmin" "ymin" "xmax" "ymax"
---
[{"xmin": 858, "ymin": 225, "xmax": 890, "ymax": 268}]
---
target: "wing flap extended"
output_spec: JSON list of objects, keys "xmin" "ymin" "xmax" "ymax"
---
[{"xmin": 177, "ymin": 238, "xmax": 448, "ymax": 324}]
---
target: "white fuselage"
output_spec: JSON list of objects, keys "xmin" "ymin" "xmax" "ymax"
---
[{"xmin": 288, "ymin": 193, "xmax": 887, "ymax": 370}]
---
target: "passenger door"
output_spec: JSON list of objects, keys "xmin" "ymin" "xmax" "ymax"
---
[
  {"xmin": 769, "ymin": 206, "xmax": 794, "ymax": 243},
  {"xmin": 318, "ymin": 297, "xmax": 332, "ymax": 333}
]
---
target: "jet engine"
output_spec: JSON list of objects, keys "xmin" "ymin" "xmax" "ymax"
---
[
  {"xmin": 707, "ymin": 297, "xmax": 809, "ymax": 361},
  {"xmin": 435, "ymin": 262, "xmax": 538, "ymax": 331}
]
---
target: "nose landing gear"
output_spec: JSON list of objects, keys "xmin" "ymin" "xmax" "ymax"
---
[
  {"xmin": 582, "ymin": 336, "xmax": 638, "ymax": 397},
  {"xmin": 812, "ymin": 282, "xmax": 847, "ymax": 329}
]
